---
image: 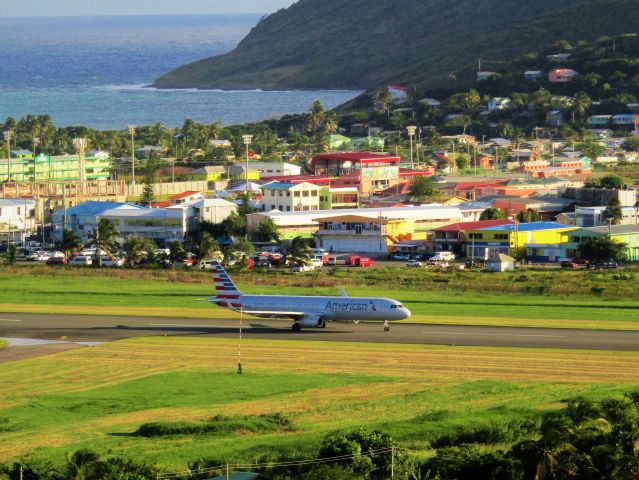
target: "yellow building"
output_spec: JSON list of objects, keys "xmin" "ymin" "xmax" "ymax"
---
[
  {"xmin": 315, "ymin": 214, "xmax": 429, "ymax": 254},
  {"xmin": 465, "ymin": 221, "xmax": 578, "ymax": 261},
  {"xmin": 188, "ymin": 166, "xmax": 226, "ymax": 182}
]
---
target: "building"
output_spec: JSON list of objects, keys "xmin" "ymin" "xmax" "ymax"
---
[
  {"xmin": 319, "ymin": 187, "xmax": 359, "ymax": 210},
  {"xmin": 310, "ymin": 152, "xmax": 400, "ymax": 195},
  {"xmin": 188, "ymin": 166, "xmax": 226, "ymax": 182},
  {"xmin": 386, "ymin": 85, "xmax": 412, "ymax": 105},
  {"xmin": 0, "ymin": 152, "xmax": 111, "ymax": 183},
  {"xmin": 547, "ymin": 53, "xmax": 571, "ymax": 63},
  {"xmin": 314, "ymin": 214, "xmax": 427, "ymax": 254},
  {"xmin": 433, "ymin": 219, "xmax": 512, "ymax": 255},
  {"xmin": 99, "ymin": 207, "xmax": 190, "ymax": 243},
  {"xmin": 135, "ymin": 146, "xmax": 165, "ymax": 158},
  {"xmin": 587, "ymin": 115, "xmax": 613, "ymax": 126},
  {"xmin": 247, "ymin": 205, "xmax": 464, "ymax": 241},
  {"xmin": 546, "ymin": 110, "xmax": 564, "ymax": 127},
  {"xmin": 524, "ymin": 70, "xmax": 543, "ymax": 81},
  {"xmin": 51, "ymin": 201, "xmax": 142, "ymax": 243},
  {"xmin": 548, "ymin": 69, "xmax": 579, "ymax": 83},
  {"xmin": 560, "ymin": 225, "xmax": 639, "ymax": 262},
  {"xmin": 488, "ymin": 97, "xmax": 511, "ymax": 112},
  {"xmin": 492, "ymin": 196, "xmax": 574, "ymax": 220},
  {"xmin": 225, "ymin": 164, "xmax": 260, "ymax": 182},
  {"xmin": 183, "ymin": 198, "xmax": 237, "ymax": 225},
  {"xmin": 487, "ymin": 254, "xmax": 516, "ymax": 272},
  {"xmin": 260, "ymin": 181, "xmax": 321, "ymax": 212},
  {"xmin": 464, "ymin": 221, "xmax": 578, "ymax": 260},
  {"xmin": 209, "ymin": 139, "xmax": 232, "ymax": 149},
  {"xmin": 575, "ymin": 205, "xmax": 639, "ymax": 227},
  {"xmin": 251, "ymin": 162, "xmax": 302, "ymax": 177},
  {"xmin": 0, "ymin": 199, "xmax": 37, "ymax": 243},
  {"xmin": 562, "ymin": 187, "xmax": 637, "ymax": 207}
]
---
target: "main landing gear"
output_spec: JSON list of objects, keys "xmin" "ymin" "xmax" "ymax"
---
[{"xmin": 292, "ymin": 323, "xmax": 302, "ymax": 332}]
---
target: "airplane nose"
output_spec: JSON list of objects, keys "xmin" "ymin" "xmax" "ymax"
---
[{"xmin": 398, "ymin": 308, "xmax": 411, "ymax": 320}]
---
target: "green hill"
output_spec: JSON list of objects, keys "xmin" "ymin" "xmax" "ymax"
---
[{"xmin": 155, "ymin": 0, "xmax": 639, "ymax": 92}]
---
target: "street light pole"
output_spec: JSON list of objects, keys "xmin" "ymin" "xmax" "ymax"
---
[
  {"xmin": 407, "ymin": 126, "xmax": 417, "ymax": 169},
  {"xmin": 242, "ymin": 134, "xmax": 253, "ymax": 193},
  {"xmin": 3, "ymin": 130, "xmax": 12, "ymax": 183},
  {"xmin": 128, "ymin": 125, "xmax": 136, "ymax": 186}
]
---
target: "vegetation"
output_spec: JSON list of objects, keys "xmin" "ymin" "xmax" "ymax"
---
[
  {"xmin": 408, "ymin": 177, "xmax": 434, "ymax": 201},
  {"xmin": 1, "ymin": 267, "xmax": 639, "ymax": 330},
  {"xmin": 578, "ymin": 236, "xmax": 629, "ymax": 262},
  {"xmin": 479, "ymin": 208, "xmax": 505, "ymax": 221},
  {"xmin": 86, "ymin": 219, "xmax": 119, "ymax": 267},
  {"xmin": 153, "ymin": 0, "xmax": 639, "ymax": 93}
]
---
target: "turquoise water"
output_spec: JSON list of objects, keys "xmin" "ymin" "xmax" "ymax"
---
[{"xmin": 0, "ymin": 15, "xmax": 360, "ymax": 129}]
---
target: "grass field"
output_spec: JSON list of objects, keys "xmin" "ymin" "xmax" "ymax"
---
[
  {"xmin": 0, "ymin": 340, "xmax": 7, "ymax": 348},
  {"xmin": 0, "ymin": 337, "xmax": 638, "ymax": 470},
  {"xmin": 1, "ymin": 267, "xmax": 639, "ymax": 329}
]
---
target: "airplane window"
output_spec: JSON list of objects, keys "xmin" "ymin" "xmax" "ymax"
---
[
  {"xmin": 390, "ymin": 305, "xmax": 396, "ymax": 309},
  {"xmin": 397, "ymin": 304, "xmax": 403, "ymax": 308}
]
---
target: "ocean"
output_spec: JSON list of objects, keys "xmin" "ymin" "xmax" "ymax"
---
[{"xmin": 0, "ymin": 15, "xmax": 360, "ymax": 130}]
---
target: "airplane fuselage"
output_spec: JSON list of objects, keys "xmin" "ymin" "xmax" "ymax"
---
[{"xmin": 222, "ymin": 294, "xmax": 410, "ymax": 322}]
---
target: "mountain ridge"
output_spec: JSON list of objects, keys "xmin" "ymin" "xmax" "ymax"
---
[{"xmin": 154, "ymin": 0, "xmax": 639, "ymax": 92}]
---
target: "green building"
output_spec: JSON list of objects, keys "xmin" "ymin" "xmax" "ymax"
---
[
  {"xmin": 560, "ymin": 225, "xmax": 639, "ymax": 262},
  {"xmin": 0, "ymin": 153, "xmax": 111, "ymax": 183}
]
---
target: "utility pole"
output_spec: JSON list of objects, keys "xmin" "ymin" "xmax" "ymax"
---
[
  {"xmin": 128, "ymin": 125, "xmax": 136, "ymax": 186},
  {"xmin": 242, "ymin": 134, "xmax": 253, "ymax": 194},
  {"xmin": 407, "ymin": 126, "xmax": 417, "ymax": 169},
  {"xmin": 390, "ymin": 446, "xmax": 394, "ymax": 479},
  {"xmin": 4, "ymin": 130, "xmax": 13, "ymax": 183}
]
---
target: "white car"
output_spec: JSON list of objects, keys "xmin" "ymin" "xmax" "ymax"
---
[
  {"xmin": 68, "ymin": 255, "xmax": 93, "ymax": 266},
  {"xmin": 405, "ymin": 259, "xmax": 423, "ymax": 267},
  {"xmin": 33, "ymin": 252, "xmax": 52, "ymax": 262},
  {"xmin": 27, "ymin": 250, "xmax": 47, "ymax": 261},
  {"xmin": 101, "ymin": 257, "xmax": 125, "ymax": 267},
  {"xmin": 292, "ymin": 264, "xmax": 315, "ymax": 273},
  {"xmin": 310, "ymin": 258, "xmax": 324, "ymax": 268},
  {"xmin": 429, "ymin": 251, "xmax": 456, "ymax": 262}
]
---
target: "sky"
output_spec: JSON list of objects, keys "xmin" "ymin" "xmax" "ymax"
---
[{"xmin": 0, "ymin": 0, "xmax": 297, "ymax": 17}]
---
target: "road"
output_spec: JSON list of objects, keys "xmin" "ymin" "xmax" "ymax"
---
[{"xmin": 1, "ymin": 313, "xmax": 639, "ymax": 351}]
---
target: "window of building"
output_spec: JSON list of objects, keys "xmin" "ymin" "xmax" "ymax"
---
[
  {"xmin": 468, "ymin": 233, "xmax": 483, "ymax": 240},
  {"xmin": 286, "ymin": 192, "xmax": 291, "ymax": 197},
  {"xmin": 294, "ymin": 191, "xmax": 300, "ymax": 197},
  {"xmin": 303, "ymin": 191, "xmax": 310, "ymax": 197},
  {"xmin": 494, "ymin": 234, "xmax": 509, "ymax": 240},
  {"xmin": 311, "ymin": 191, "xmax": 318, "ymax": 197},
  {"xmin": 286, "ymin": 206, "xmax": 291, "ymax": 211},
  {"xmin": 271, "ymin": 205, "xmax": 275, "ymax": 210}
]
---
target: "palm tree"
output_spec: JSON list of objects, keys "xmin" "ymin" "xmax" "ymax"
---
[
  {"xmin": 122, "ymin": 237, "xmax": 155, "ymax": 267},
  {"xmin": 571, "ymin": 92, "xmax": 592, "ymax": 121},
  {"xmin": 198, "ymin": 232, "xmax": 221, "ymax": 260},
  {"xmin": 60, "ymin": 228, "xmax": 83, "ymax": 257},
  {"xmin": 86, "ymin": 219, "xmax": 119, "ymax": 267},
  {"xmin": 65, "ymin": 449, "xmax": 103, "ymax": 480},
  {"xmin": 287, "ymin": 236, "xmax": 312, "ymax": 267}
]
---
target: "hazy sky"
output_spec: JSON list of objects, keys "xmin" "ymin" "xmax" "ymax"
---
[{"xmin": 1, "ymin": 0, "xmax": 297, "ymax": 17}]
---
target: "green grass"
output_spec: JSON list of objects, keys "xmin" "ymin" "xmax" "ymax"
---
[
  {"xmin": 0, "ymin": 340, "xmax": 7, "ymax": 349},
  {"xmin": 1, "ymin": 267, "xmax": 639, "ymax": 329},
  {"xmin": 1, "ymin": 337, "xmax": 637, "ymax": 469}
]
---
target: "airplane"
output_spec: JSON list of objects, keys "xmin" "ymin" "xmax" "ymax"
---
[{"xmin": 208, "ymin": 261, "xmax": 411, "ymax": 331}]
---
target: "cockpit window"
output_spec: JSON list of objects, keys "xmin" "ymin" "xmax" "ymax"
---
[
  {"xmin": 391, "ymin": 305, "xmax": 396, "ymax": 309},
  {"xmin": 397, "ymin": 304, "xmax": 403, "ymax": 308}
]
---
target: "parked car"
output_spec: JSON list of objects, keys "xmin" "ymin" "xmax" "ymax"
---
[
  {"xmin": 345, "ymin": 255, "xmax": 361, "ymax": 266},
  {"xmin": 572, "ymin": 258, "xmax": 591, "ymax": 267},
  {"xmin": 354, "ymin": 257, "xmax": 374, "ymax": 267},
  {"xmin": 327, "ymin": 256, "xmax": 337, "ymax": 266},
  {"xmin": 310, "ymin": 257, "xmax": 324, "ymax": 268},
  {"xmin": 561, "ymin": 260, "xmax": 578, "ymax": 269},
  {"xmin": 46, "ymin": 257, "xmax": 67, "ymax": 266},
  {"xmin": 429, "ymin": 251, "xmax": 456, "ymax": 262},
  {"xmin": 591, "ymin": 260, "xmax": 618, "ymax": 269},
  {"xmin": 311, "ymin": 248, "xmax": 328, "ymax": 257},
  {"xmin": 33, "ymin": 251, "xmax": 52, "ymax": 262},
  {"xmin": 390, "ymin": 252, "xmax": 409, "ymax": 261},
  {"xmin": 49, "ymin": 251, "xmax": 65, "ymax": 258},
  {"xmin": 101, "ymin": 257, "xmax": 125, "ymax": 267},
  {"xmin": 292, "ymin": 263, "xmax": 315, "ymax": 272},
  {"xmin": 68, "ymin": 255, "xmax": 93, "ymax": 266},
  {"xmin": 27, "ymin": 250, "xmax": 47, "ymax": 261},
  {"xmin": 406, "ymin": 259, "xmax": 423, "ymax": 267}
]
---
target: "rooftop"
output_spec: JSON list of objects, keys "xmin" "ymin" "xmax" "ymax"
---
[
  {"xmin": 480, "ymin": 221, "xmax": 575, "ymax": 232},
  {"xmin": 434, "ymin": 219, "xmax": 513, "ymax": 232},
  {"xmin": 584, "ymin": 225, "xmax": 639, "ymax": 235}
]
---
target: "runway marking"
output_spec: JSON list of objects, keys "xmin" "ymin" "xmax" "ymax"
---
[
  {"xmin": 423, "ymin": 331, "xmax": 567, "ymax": 338},
  {"xmin": 149, "ymin": 323, "xmax": 215, "ymax": 328},
  {"xmin": 0, "ymin": 319, "xmax": 22, "ymax": 322}
]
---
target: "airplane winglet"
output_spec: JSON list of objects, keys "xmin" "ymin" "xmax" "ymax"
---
[{"xmin": 340, "ymin": 288, "xmax": 348, "ymax": 297}]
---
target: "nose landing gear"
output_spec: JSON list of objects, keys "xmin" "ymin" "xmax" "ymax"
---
[{"xmin": 383, "ymin": 320, "xmax": 390, "ymax": 332}]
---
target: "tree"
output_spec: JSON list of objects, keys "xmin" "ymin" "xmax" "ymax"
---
[
  {"xmin": 578, "ymin": 236, "xmax": 628, "ymax": 262},
  {"xmin": 139, "ymin": 155, "xmax": 159, "ymax": 206},
  {"xmin": 408, "ymin": 177, "xmax": 434, "ymax": 200},
  {"xmin": 479, "ymin": 208, "xmax": 504, "ymax": 221},
  {"xmin": 516, "ymin": 209, "xmax": 541, "ymax": 223},
  {"xmin": 287, "ymin": 236, "xmax": 312, "ymax": 266},
  {"xmin": 65, "ymin": 449, "xmax": 104, "ymax": 480},
  {"xmin": 254, "ymin": 218, "xmax": 281, "ymax": 243},
  {"xmin": 4, "ymin": 244, "xmax": 17, "ymax": 265},
  {"xmin": 376, "ymin": 90, "xmax": 393, "ymax": 117},
  {"xmin": 603, "ymin": 198, "xmax": 623, "ymax": 225},
  {"xmin": 571, "ymin": 91, "xmax": 592, "ymax": 121},
  {"xmin": 169, "ymin": 240, "xmax": 187, "ymax": 263},
  {"xmin": 122, "ymin": 237, "xmax": 156, "ymax": 267},
  {"xmin": 59, "ymin": 228, "xmax": 83, "ymax": 257},
  {"xmin": 230, "ymin": 236, "xmax": 255, "ymax": 258},
  {"xmin": 198, "ymin": 231, "xmax": 221, "ymax": 260},
  {"xmin": 599, "ymin": 175, "xmax": 623, "ymax": 189},
  {"xmin": 220, "ymin": 212, "xmax": 246, "ymax": 239},
  {"xmin": 236, "ymin": 192, "xmax": 256, "ymax": 217},
  {"xmin": 86, "ymin": 219, "xmax": 119, "ymax": 267},
  {"xmin": 455, "ymin": 154, "xmax": 470, "ymax": 171},
  {"xmin": 622, "ymin": 137, "xmax": 639, "ymax": 152}
]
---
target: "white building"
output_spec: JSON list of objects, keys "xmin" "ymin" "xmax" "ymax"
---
[
  {"xmin": 260, "ymin": 182, "xmax": 322, "ymax": 212},
  {"xmin": 190, "ymin": 198, "xmax": 238, "ymax": 224},
  {"xmin": 488, "ymin": 97, "xmax": 511, "ymax": 112},
  {"xmin": 251, "ymin": 162, "xmax": 302, "ymax": 177},
  {"xmin": 0, "ymin": 199, "xmax": 37, "ymax": 242},
  {"xmin": 99, "ymin": 207, "xmax": 189, "ymax": 243}
]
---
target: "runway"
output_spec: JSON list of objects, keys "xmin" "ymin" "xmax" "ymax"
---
[{"xmin": 1, "ymin": 312, "xmax": 639, "ymax": 352}]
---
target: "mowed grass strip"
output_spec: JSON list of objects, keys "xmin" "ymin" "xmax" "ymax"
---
[
  {"xmin": 1, "ymin": 271, "xmax": 639, "ymax": 329},
  {"xmin": 0, "ymin": 337, "xmax": 636, "ymax": 467}
]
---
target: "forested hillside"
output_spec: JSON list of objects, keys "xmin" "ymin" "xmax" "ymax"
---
[{"xmin": 155, "ymin": 0, "xmax": 639, "ymax": 91}]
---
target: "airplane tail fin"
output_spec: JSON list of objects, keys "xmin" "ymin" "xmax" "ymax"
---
[{"xmin": 211, "ymin": 261, "xmax": 243, "ymax": 301}]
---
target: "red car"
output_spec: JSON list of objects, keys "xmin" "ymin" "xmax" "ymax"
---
[
  {"xmin": 355, "ymin": 257, "xmax": 374, "ymax": 267},
  {"xmin": 561, "ymin": 260, "xmax": 578, "ymax": 269},
  {"xmin": 345, "ymin": 255, "xmax": 360, "ymax": 266},
  {"xmin": 46, "ymin": 257, "xmax": 67, "ymax": 266}
]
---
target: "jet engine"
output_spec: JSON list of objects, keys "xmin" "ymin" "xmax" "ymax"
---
[{"xmin": 296, "ymin": 316, "xmax": 326, "ymax": 328}]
